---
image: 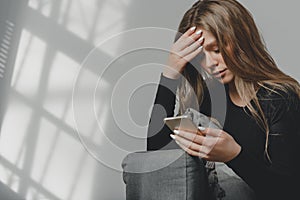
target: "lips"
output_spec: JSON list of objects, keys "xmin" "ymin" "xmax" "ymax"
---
[{"xmin": 212, "ymin": 69, "xmax": 227, "ymax": 78}]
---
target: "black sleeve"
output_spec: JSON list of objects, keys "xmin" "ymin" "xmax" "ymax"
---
[
  {"xmin": 226, "ymin": 92, "xmax": 300, "ymax": 199},
  {"xmin": 146, "ymin": 74, "xmax": 181, "ymax": 150},
  {"xmin": 147, "ymin": 74, "xmax": 212, "ymax": 150}
]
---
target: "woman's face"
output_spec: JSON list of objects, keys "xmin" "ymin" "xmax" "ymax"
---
[{"xmin": 198, "ymin": 29, "xmax": 234, "ymax": 84}]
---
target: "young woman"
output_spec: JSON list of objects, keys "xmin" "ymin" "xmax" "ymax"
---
[{"xmin": 147, "ymin": 0, "xmax": 300, "ymax": 199}]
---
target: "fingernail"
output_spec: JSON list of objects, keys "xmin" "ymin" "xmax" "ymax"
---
[
  {"xmin": 198, "ymin": 36, "xmax": 204, "ymax": 42},
  {"xmin": 196, "ymin": 30, "xmax": 202, "ymax": 35},
  {"xmin": 190, "ymin": 26, "xmax": 196, "ymax": 31},
  {"xmin": 198, "ymin": 46, "xmax": 203, "ymax": 51},
  {"xmin": 198, "ymin": 126, "xmax": 206, "ymax": 131},
  {"xmin": 170, "ymin": 134, "xmax": 176, "ymax": 140},
  {"xmin": 173, "ymin": 130, "xmax": 180, "ymax": 135}
]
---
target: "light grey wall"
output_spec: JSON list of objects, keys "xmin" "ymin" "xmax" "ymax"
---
[
  {"xmin": 0, "ymin": 0, "xmax": 299, "ymax": 200},
  {"xmin": 239, "ymin": 0, "xmax": 300, "ymax": 79}
]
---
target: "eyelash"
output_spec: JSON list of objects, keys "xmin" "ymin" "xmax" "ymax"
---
[{"xmin": 214, "ymin": 49, "xmax": 220, "ymax": 53}]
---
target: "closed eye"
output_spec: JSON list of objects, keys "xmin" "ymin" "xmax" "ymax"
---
[{"xmin": 213, "ymin": 49, "xmax": 220, "ymax": 54}]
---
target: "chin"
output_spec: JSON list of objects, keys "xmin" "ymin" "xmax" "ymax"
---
[{"xmin": 216, "ymin": 75, "xmax": 234, "ymax": 84}]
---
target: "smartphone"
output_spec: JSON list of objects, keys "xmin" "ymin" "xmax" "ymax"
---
[{"xmin": 164, "ymin": 115, "xmax": 198, "ymax": 133}]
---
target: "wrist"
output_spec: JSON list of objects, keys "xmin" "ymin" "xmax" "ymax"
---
[
  {"xmin": 162, "ymin": 71, "xmax": 181, "ymax": 80},
  {"xmin": 226, "ymin": 143, "xmax": 241, "ymax": 162},
  {"xmin": 231, "ymin": 144, "xmax": 241, "ymax": 161}
]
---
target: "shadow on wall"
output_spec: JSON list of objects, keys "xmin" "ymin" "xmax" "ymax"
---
[
  {"xmin": 0, "ymin": 0, "xmax": 28, "ymax": 199},
  {"xmin": 88, "ymin": 0, "xmax": 196, "ymax": 199},
  {"xmin": 0, "ymin": 0, "xmax": 137, "ymax": 199}
]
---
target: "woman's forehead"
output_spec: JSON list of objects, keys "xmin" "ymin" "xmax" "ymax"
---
[{"xmin": 198, "ymin": 29, "xmax": 218, "ymax": 47}]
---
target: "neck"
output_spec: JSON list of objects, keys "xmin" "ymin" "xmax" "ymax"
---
[
  {"xmin": 228, "ymin": 81, "xmax": 238, "ymax": 96},
  {"xmin": 227, "ymin": 81, "xmax": 246, "ymax": 107}
]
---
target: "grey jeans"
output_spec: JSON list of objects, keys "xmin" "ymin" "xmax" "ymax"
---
[{"xmin": 122, "ymin": 149, "xmax": 256, "ymax": 200}]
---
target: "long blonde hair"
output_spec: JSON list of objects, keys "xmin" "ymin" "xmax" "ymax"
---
[{"xmin": 176, "ymin": 0, "xmax": 300, "ymax": 161}]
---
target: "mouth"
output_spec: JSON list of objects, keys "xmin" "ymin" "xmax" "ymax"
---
[{"xmin": 212, "ymin": 69, "xmax": 227, "ymax": 78}]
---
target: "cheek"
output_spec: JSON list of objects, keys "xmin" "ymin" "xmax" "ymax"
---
[
  {"xmin": 216, "ymin": 54, "xmax": 225, "ymax": 63},
  {"xmin": 199, "ymin": 60, "xmax": 210, "ymax": 73},
  {"xmin": 199, "ymin": 55, "xmax": 209, "ymax": 71}
]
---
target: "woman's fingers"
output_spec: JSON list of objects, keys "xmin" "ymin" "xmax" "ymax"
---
[
  {"xmin": 173, "ymin": 128, "xmax": 222, "ymax": 154},
  {"xmin": 199, "ymin": 127, "xmax": 223, "ymax": 137},
  {"xmin": 171, "ymin": 134, "xmax": 209, "ymax": 159},
  {"xmin": 171, "ymin": 130, "xmax": 204, "ymax": 152},
  {"xmin": 173, "ymin": 129, "xmax": 205, "ymax": 144},
  {"xmin": 180, "ymin": 36, "xmax": 204, "ymax": 56},
  {"xmin": 172, "ymin": 128, "xmax": 241, "ymax": 162},
  {"xmin": 183, "ymin": 45, "xmax": 203, "ymax": 63},
  {"xmin": 175, "ymin": 134, "xmax": 201, "ymax": 152},
  {"xmin": 174, "ymin": 139, "xmax": 200, "ymax": 157},
  {"xmin": 171, "ymin": 134, "xmax": 201, "ymax": 156},
  {"xmin": 164, "ymin": 27, "xmax": 204, "ymax": 78},
  {"xmin": 176, "ymin": 26, "xmax": 197, "ymax": 43},
  {"xmin": 176, "ymin": 29, "xmax": 203, "ymax": 51}
]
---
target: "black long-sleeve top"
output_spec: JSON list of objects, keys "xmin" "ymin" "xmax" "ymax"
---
[{"xmin": 147, "ymin": 74, "xmax": 300, "ymax": 200}]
